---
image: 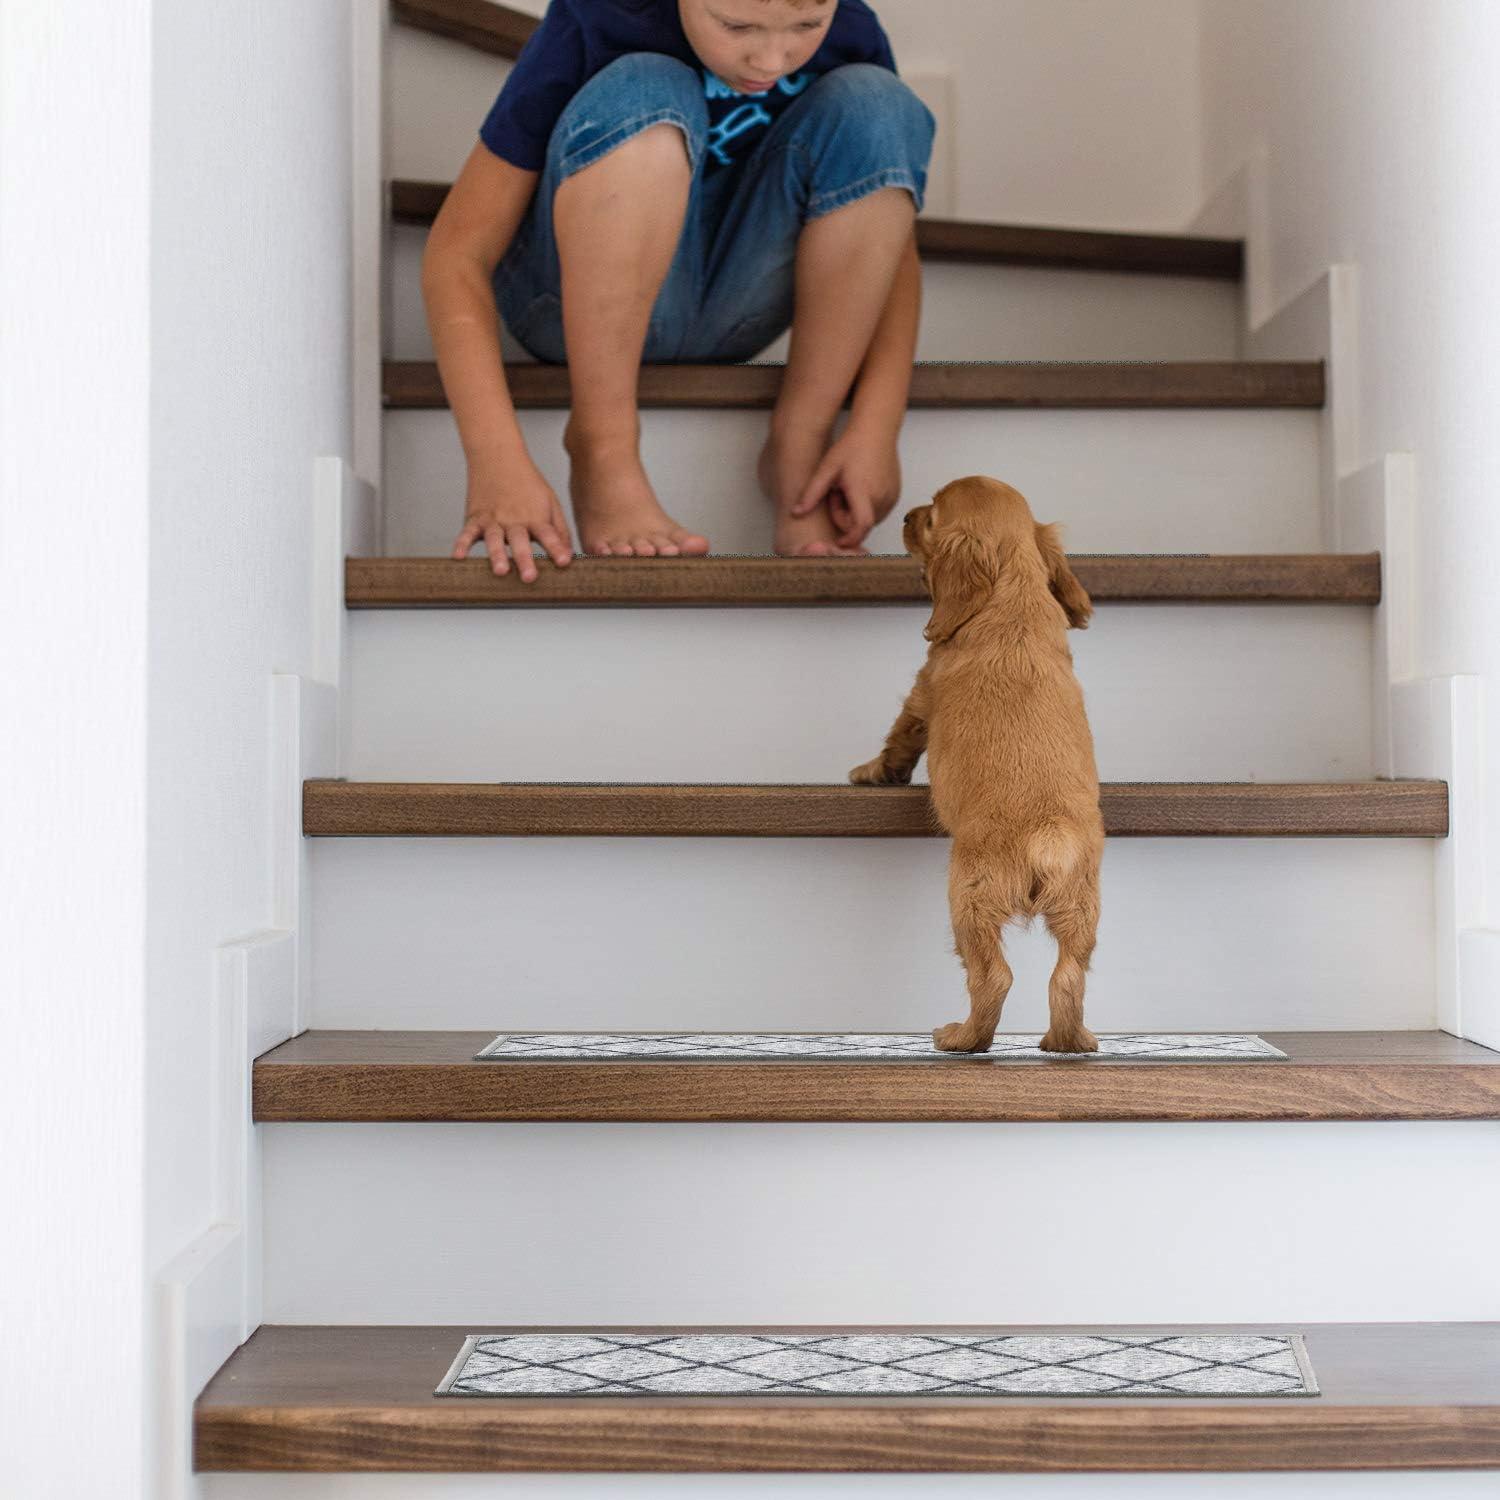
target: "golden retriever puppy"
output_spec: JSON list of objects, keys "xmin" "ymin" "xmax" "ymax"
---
[{"xmin": 850, "ymin": 476, "xmax": 1104, "ymax": 1053}]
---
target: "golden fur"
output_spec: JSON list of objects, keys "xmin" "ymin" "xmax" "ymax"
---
[{"xmin": 850, "ymin": 476, "xmax": 1105, "ymax": 1053}]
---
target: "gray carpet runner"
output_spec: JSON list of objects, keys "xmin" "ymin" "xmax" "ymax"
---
[
  {"xmin": 475, "ymin": 1031, "xmax": 1287, "ymax": 1062},
  {"xmin": 437, "ymin": 1332, "xmax": 1318, "ymax": 1398}
]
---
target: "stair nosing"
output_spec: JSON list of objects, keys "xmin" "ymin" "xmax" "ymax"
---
[
  {"xmin": 345, "ymin": 554, "xmax": 1381, "ymax": 608},
  {"xmin": 392, "ymin": 0, "xmax": 537, "ymax": 60},
  {"xmin": 383, "ymin": 359, "xmax": 1326, "ymax": 410},
  {"xmin": 194, "ymin": 1321, "xmax": 1500, "ymax": 1473},
  {"xmin": 300, "ymin": 780, "xmax": 1450, "ymax": 839},
  {"xmin": 391, "ymin": 178, "xmax": 1244, "ymax": 280},
  {"xmin": 253, "ymin": 1030, "xmax": 1500, "ymax": 1123}
]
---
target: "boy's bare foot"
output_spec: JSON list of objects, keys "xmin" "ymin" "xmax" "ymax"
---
[
  {"xmin": 564, "ymin": 426, "xmax": 709, "ymax": 557},
  {"xmin": 758, "ymin": 426, "xmax": 867, "ymax": 557}
]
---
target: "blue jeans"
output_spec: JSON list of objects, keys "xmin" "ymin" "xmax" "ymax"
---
[{"xmin": 494, "ymin": 54, "xmax": 935, "ymax": 364}]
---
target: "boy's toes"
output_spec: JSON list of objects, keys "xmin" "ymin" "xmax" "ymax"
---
[
  {"xmin": 631, "ymin": 536, "xmax": 659, "ymax": 557},
  {"xmin": 671, "ymin": 527, "xmax": 711, "ymax": 555}
]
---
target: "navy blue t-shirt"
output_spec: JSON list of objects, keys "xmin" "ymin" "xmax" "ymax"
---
[{"xmin": 479, "ymin": 0, "xmax": 897, "ymax": 177}]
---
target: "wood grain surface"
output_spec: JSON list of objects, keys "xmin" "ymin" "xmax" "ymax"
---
[
  {"xmin": 345, "ymin": 554, "xmax": 1382, "ymax": 608},
  {"xmin": 391, "ymin": 179, "xmax": 1243, "ymax": 279},
  {"xmin": 301, "ymin": 781, "xmax": 1449, "ymax": 839},
  {"xmin": 194, "ymin": 1322, "xmax": 1500, "ymax": 1472},
  {"xmin": 383, "ymin": 360, "xmax": 1326, "ymax": 410},
  {"xmin": 253, "ymin": 1030, "xmax": 1500, "ymax": 1123}
]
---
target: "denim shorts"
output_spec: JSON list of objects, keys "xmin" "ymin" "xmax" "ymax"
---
[{"xmin": 493, "ymin": 53, "xmax": 936, "ymax": 364}]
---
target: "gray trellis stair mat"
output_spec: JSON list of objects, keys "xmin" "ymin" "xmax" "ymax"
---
[
  {"xmin": 475, "ymin": 1031, "xmax": 1288, "ymax": 1062},
  {"xmin": 436, "ymin": 1332, "xmax": 1320, "ymax": 1398}
]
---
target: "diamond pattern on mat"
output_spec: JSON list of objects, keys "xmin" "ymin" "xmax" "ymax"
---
[
  {"xmin": 437, "ymin": 1333, "xmax": 1317, "ymax": 1398},
  {"xmin": 474, "ymin": 1032, "xmax": 1288, "ymax": 1062}
]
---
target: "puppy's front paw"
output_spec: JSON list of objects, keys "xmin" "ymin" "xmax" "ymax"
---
[
  {"xmin": 1039, "ymin": 1026, "xmax": 1099, "ymax": 1055},
  {"xmin": 933, "ymin": 1021, "xmax": 990, "ymax": 1053},
  {"xmin": 849, "ymin": 757, "xmax": 910, "ymax": 786}
]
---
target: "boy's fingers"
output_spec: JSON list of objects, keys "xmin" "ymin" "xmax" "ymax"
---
[
  {"xmin": 506, "ymin": 525, "xmax": 538, "ymax": 582},
  {"xmin": 838, "ymin": 493, "xmax": 876, "ymax": 542},
  {"xmin": 535, "ymin": 523, "xmax": 573, "ymax": 568},
  {"xmin": 452, "ymin": 521, "xmax": 481, "ymax": 559},
  {"xmin": 485, "ymin": 526, "xmax": 511, "ymax": 576},
  {"xmin": 791, "ymin": 463, "xmax": 835, "ymax": 517}
]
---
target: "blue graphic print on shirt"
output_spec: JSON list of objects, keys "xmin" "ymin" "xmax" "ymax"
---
[{"xmin": 702, "ymin": 70, "xmax": 812, "ymax": 171}]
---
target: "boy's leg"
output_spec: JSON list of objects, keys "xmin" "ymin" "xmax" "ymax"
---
[
  {"xmin": 759, "ymin": 186, "xmax": 915, "ymax": 556},
  {"xmin": 692, "ymin": 63, "xmax": 934, "ymax": 555},
  {"xmin": 554, "ymin": 123, "xmax": 709, "ymax": 556}
]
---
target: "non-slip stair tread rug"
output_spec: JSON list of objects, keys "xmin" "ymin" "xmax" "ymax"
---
[
  {"xmin": 436, "ymin": 1333, "xmax": 1319, "ymax": 1398},
  {"xmin": 475, "ymin": 1032, "xmax": 1288, "ymax": 1062}
]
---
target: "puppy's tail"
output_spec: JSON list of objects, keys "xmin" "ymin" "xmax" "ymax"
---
[{"xmin": 1022, "ymin": 822, "xmax": 1095, "ymax": 917}]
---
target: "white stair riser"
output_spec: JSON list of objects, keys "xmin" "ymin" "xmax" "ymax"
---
[
  {"xmin": 390, "ymin": 24, "xmax": 520, "ymax": 185},
  {"xmin": 383, "ymin": 409, "xmax": 1323, "ymax": 557},
  {"xmin": 308, "ymin": 838, "xmax": 1434, "ymax": 1032},
  {"xmin": 345, "ymin": 606, "xmax": 1374, "ymax": 783},
  {"xmin": 260, "ymin": 1122, "xmax": 1500, "ymax": 1325},
  {"xmin": 204, "ymin": 1472, "xmax": 1500, "ymax": 1498},
  {"xmin": 390, "ymin": 225, "xmax": 1242, "ymax": 365}
]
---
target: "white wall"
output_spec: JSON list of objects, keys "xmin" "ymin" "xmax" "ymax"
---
[
  {"xmin": 880, "ymin": 0, "xmax": 1202, "ymax": 228},
  {"xmin": 493, "ymin": 0, "xmax": 1205, "ymax": 229},
  {"xmin": 143, "ymin": 0, "xmax": 353, "ymax": 1490},
  {"xmin": 0, "ymin": 4, "xmax": 153, "ymax": 1497},
  {"xmin": 1197, "ymin": 0, "xmax": 1500, "ymax": 1039}
]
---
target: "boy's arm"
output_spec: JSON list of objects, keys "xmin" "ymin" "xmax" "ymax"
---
[
  {"xmin": 423, "ymin": 143, "xmax": 573, "ymax": 578},
  {"xmin": 847, "ymin": 231, "xmax": 922, "ymax": 441}
]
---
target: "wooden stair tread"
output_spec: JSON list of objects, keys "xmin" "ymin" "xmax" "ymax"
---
[
  {"xmin": 195, "ymin": 1321, "xmax": 1500, "ymax": 1472},
  {"xmin": 384, "ymin": 359, "xmax": 1325, "ymax": 410},
  {"xmin": 392, "ymin": 178, "xmax": 1243, "ymax": 280},
  {"xmin": 347, "ymin": 554, "xmax": 1381, "ymax": 608},
  {"xmin": 301, "ymin": 781, "xmax": 1449, "ymax": 839},
  {"xmin": 393, "ymin": 0, "xmax": 537, "ymax": 59},
  {"xmin": 254, "ymin": 1030, "xmax": 1500, "ymax": 1123}
]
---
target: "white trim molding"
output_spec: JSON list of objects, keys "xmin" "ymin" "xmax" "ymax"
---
[
  {"xmin": 152, "ymin": 452, "xmax": 359, "ymax": 1492},
  {"xmin": 351, "ymin": 0, "xmax": 389, "ymax": 502},
  {"xmin": 1391, "ymin": 674, "xmax": 1484, "ymax": 1038}
]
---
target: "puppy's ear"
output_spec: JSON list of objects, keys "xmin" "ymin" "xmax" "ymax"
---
[
  {"xmin": 924, "ymin": 531, "xmax": 998, "ymax": 643},
  {"xmin": 1034, "ymin": 521, "xmax": 1092, "ymax": 629}
]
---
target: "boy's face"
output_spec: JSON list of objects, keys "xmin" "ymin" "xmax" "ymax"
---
[{"xmin": 678, "ymin": 0, "xmax": 835, "ymax": 94}]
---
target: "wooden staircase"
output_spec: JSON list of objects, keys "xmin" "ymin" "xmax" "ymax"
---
[{"xmin": 194, "ymin": 0, "xmax": 1500, "ymax": 1484}]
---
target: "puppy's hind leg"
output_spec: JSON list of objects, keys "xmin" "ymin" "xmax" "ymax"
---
[
  {"xmin": 1039, "ymin": 889, "xmax": 1100, "ymax": 1055},
  {"xmin": 933, "ymin": 849, "xmax": 1014, "ymax": 1053}
]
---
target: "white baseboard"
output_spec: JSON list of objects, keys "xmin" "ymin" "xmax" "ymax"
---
[
  {"xmin": 154, "ymin": 928, "xmax": 296, "ymax": 1500},
  {"xmin": 351, "ymin": 0, "xmax": 388, "ymax": 501},
  {"xmin": 1459, "ymin": 927, "xmax": 1500, "ymax": 1050},
  {"xmin": 153, "ymin": 446, "xmax": 356, "ymax": 1491},
  {"xmin": 1338, "ymin": 452, "xmax": 1415, "ymax": 777},
  {"xmin": 1182, "ymin": 146, "xmax": 1266, "ymax": 345},
  {"xmin": 154, "ymin": 1224, "xmax": 240, "ymax": 1500},
  {"xmin": 1391, "ymin": 673, "xmax": 1485, "ymax": 1037},
  {"xmin": 313, "ymin": 453, "xmax": 377, "ymax": 777},
  {"xmin": 1241, "ymin": 263, "xmax": 1358, "ymax": 550}
]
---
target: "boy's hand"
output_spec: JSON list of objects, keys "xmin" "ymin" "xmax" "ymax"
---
[
  {"xmin": 453, "ymin": 457, "xmax": 575, "ymax": 582},
  {"xmin": 789, "ymin": 423, "xmax": 902, "ymax": 550}
]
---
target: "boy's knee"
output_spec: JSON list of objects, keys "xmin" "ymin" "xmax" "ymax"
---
[
  {"xmin": 552, "ymin": 54, "xmax": 709, "ymax": 176},
  {"xmin": 807, "ymin": 64, "xmax": 935, "ymax": 154}
]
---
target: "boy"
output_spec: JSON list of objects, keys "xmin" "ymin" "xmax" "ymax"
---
[{"xmin": 423, "ymin": 0, "xmax": 935, "ymax": 578}]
